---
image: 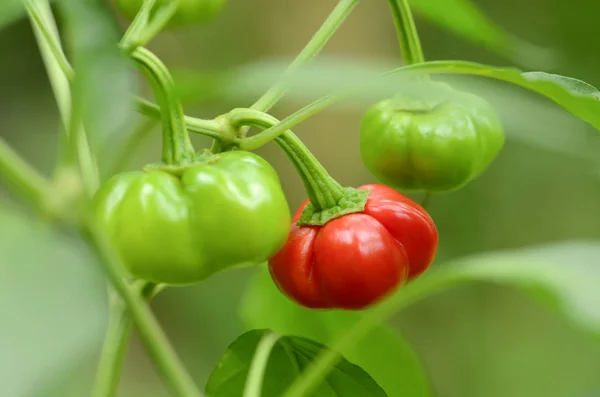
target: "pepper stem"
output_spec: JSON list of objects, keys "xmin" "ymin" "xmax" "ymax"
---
[
  {"xmin": 226, "ymin": 108, "xmax": 368, "ymax": 225},
  {"xmin": 131, "ymin": 47, "xmax": 194, "ymax": 165}
]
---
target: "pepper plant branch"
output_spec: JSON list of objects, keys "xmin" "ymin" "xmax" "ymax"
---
[
  {"xmin": 23, "ymin": 0, "xmax": 75, "ymax": 81},
  {"xmin": 131, "ymin": 47, "xmax": 195, "ymax": 164},
  {"xmin": 136, "ymin": 1, "xmax": 180, "ymax": 47},
  {"xmin": 386, "ymin": 0, "xmax": 425, "ymax": 65},
  {"xmin": 227, "ymin": 108, "xmax": 345, "ymax": 211},
  {"xmin": 92, "ymin": 281, "xmax": 160, "ymax": 397},
  {"xmin": 25, "ymin": 0, "xmax": 72, "ymax": 126},
  {"xmin": 134, "ymin": 96, "xmax": 226, "ymax": 141},
  {"xmin": 82, "ymin": 222, "xmax": 203, "ymax": 397},
  {"xmin": 25, "ymin": 0, "xmax": 99, "ymax": 197},
  {"xmin": 251, "ymin": 0, "xmax": 359, "ymax": 112},
  {"xmin": 121, "ymin": 0, "xmax": 180, "ymax": 52},
  {"xmin": 120, "ymin": 0, "xmax": 156, "ymax": 50}
]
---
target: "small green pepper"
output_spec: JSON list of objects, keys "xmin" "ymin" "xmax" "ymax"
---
[
  {"xmin": 91, "ymin": 151, "xmax": 290, "ymax": 285},
  {"xmin": 115, "ymin": 0, "xmax": 226, "ymax": 28},
  {"xmin": 360, "ymin": 83, "xmax": 505, "ymax": 192}
]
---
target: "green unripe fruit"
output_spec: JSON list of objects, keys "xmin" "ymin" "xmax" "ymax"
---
[{"xmin": 360, "ymin": 83, "xmax": 505, "ymax": 192}]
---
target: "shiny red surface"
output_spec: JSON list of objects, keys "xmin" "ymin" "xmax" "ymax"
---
[{"xmin": 268, "ymin": 184, "xmax": 438, "ymax": 310}]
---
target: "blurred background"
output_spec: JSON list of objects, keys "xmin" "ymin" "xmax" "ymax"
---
[{"xmin": 2, "ymin": 0, "xmax": 600, "ymax": 396}]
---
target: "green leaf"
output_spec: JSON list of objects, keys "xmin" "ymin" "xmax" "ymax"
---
[
  {"xmin": 205, "ymin": 329, "xmax": 387, "ymax": 397},
  {"xmin": 407, "ymin": 0, "xmax": 556, "ymax": 67},
  {"xmin": 57, "ymin": 0, "xmax": 135, "ymax": 163},
  {"xmin": 406, "ymin": 61, "xmax": 600, "ymax": 131},
  {"xmin": 239, "ymin": 267, "xmax": 432, "ymax": 397},
  {"xmin": 0, "ymin": 205, "xmax": 108, "ymax": 397},
  {"xmin": 175, "ymin": 58, "xmax": 600, "ymax": 130},
  {"xmin": 284, "ymin": 241, "xmax": 600, "ymax": 396}
]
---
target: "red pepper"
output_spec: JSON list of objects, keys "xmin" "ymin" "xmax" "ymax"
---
[{"xmin": 268, "ymin": 184, "xmax": 438, "ymax": 310}]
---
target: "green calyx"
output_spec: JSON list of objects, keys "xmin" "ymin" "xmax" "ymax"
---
[
  {"xmin": 225, "ymin": 108, "xmax": 369, "ymax": 226},
  {"xmin": 299, "ymin": 187, "xmax": 370, "ymax": 226}
]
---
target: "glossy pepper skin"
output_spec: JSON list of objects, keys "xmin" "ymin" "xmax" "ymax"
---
[
  {"xmin": 92, "ymin": 151, "xmax": 290, "ymax": 285},
  {"xmin": 268, "ymin": 184, "xmax": 438, "ymax": 310},
  {"xmin": 115, "ymin": 0, "xmax": 226, "ymax": 28},
  {"xmin": 360, "ymin": 84, "xmax": 505, "ymax": 192}
]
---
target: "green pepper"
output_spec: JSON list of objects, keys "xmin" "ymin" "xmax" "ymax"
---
[
  {"xmin": 360, "ymin": 83, "xmax": 505, "ymax": 192},
  {"xmin": 91, "ymin": 151, "xmax": 290, "ymax": 285},
  {"xmin": 115, "ymin": 0, "xmax": 226, "ymax": 28}
]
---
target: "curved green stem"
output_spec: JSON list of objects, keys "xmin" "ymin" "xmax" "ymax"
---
[
  {"xmin": 386, "ymin": 0, "xmax": 425, "ymax": 65},
  {"xmin": 239, "ymin": 91, "xmax": 346, "ymax": 151},
  {"xmin": 131, "ymin": 47, "xmax": 195, "ymax": 165},
  {"xmin": 24, "ymin": 0, "xmax": 74, "ymax": 81},
  {"xmin": 136, "ymin": 1, "xmax": 180, "ymax": 46},
  {"xmin": 83, "ymin": 222, "xmax": 202, "ymax": 397},
  {"xmin": 228, "ymin": 108, "xmax": 345, "ymax": 211},
  {"xmin": 242, "ymin": 332, "xmax": 281, "ymax": 397},
  {"xmin": 92, "ymin": 282, "xmax": 160, "ymax": 397},
  {"xmin": 251, "ymin": 0, "xmax": 359, "ymax": 112},
  {"xmin": 120, "ymin": 0, "xmax": 156, "ymax": 50},
  {"xmin": 135, "ymin": 96, "xmax": 227, "ymax": 141}
]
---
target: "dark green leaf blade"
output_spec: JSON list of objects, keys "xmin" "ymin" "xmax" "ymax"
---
[
  {"xmin": 206, "ymin": 329, "xmax": 387, "ymax": 397},
  {"xmin": 239, "ymin": 267, "xmax": 432, "ymax": 397},
  {"xmin": 0, "ymin": 205, "xmax": 108, "ymax": 397},
  {"xmin": 57, "ymin": 0, "xmax": 135, "ymax": 165}
]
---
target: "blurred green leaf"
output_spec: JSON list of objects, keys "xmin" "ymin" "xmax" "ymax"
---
[
  {"xmin": 57, "ymin": 0, "xmax": 135, "ymax": 165},
  {"xmin": 239, "ymin": 267, "xmax": 432, "ymax": 397},
  {"xmin": 0, "ymin": 205, "xmax": 108, "ymax": 397},
  {"xmin": 440, "ymin": 242, "xmax": 600, "ymax": 335},
  {"xmin": 206, "ymin": 329, "xmax": 387, "ymax": 397},
  {"xmin": 407, "ymin": 0, "xmax": 557, "ymax": 67},
  {"xmin": 174, "ymin": 58, "xmax": 600, "ymax": 131},
  {"xmin": 285, "ymin": 242, "xmax": 600, "ymax": 396}
]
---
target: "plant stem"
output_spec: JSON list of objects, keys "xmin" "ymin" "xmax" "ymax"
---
[
  {"xmin": 92, "ymin": 301, "xmax": 134, "ymax": 397},
  {"xmin": 240, "ymin": 91, "xmax": 346, "ymax": 151},
  {"xmin": 136, "ymin": 1, "xmax": 180, "ymax": 46},
  {"xmin": 0, "ymin": 138, "xmax": 57, "ymax": 214},
  {"xmin": 26, "ymin": 0, "xmax": 99, "ymax": 195},
  {"xmin": 251, "ymin": 0, "xmax": 358, "ymax": 112},
  {"xmin": 26, "ymin": 0, "xmax": 71, "ymax": 126},
  {"xmin": 131, "ymin": 47, "xmax": 195, "ymax": 165},
  {"xmin": 23, "ymin": 0, "xmax": 74, "ymax": 81},
  {"xmin": 92, "ymin": 282, "xmax": 159, "ymax": 397},
  {"xmin": 242, "ymin": 332, "xmax": 281, "ymax": 397},
  {"xmin": 120, "ymin": 0, "xmax": 156, "ymax": 50},
  {"xmin": 228, "ymin": 109, "xmax": 345, "ymax": 211},
  {"xmin": 386, "ymin": 0, "xmax": 425, "ymax": 65},
  {"xmin": 83, "ymin": 222, "xmax": 202, "ymax": 397},
  {"xmin": 135, "ymin": 96, "xmax": 226, "ymax": 141}
]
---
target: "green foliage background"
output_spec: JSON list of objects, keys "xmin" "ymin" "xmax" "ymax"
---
[{"xmin": 1, "ymin": 0, "xmax": 600, "ymax": 396}]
